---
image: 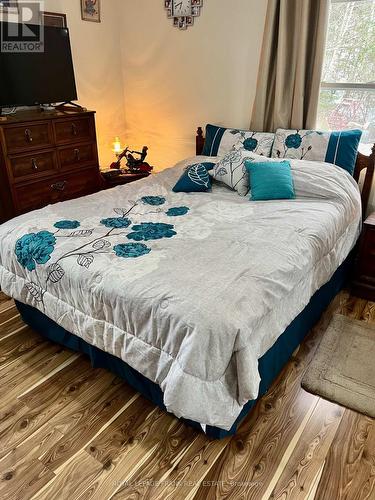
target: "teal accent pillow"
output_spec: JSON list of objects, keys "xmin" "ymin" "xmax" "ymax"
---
[
  {"xmin": 245, "ymin": 160, "xmax": 295, "ymax": 201},
  {"xmin": 173, "ymin": 162, "xmax": 216, "ymax": 193}
]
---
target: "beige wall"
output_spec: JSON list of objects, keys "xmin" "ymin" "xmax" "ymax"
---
[
  {"xmin": 2, "ymin": 0, "xmax": 268, "ymax": 168},
  {"xmin": 42, "ymin": 0, "xmax": 127, "ymax": 166},
  {"xmin": 119, "ymin": 0, "xmax": 268, "ymax": 170}
]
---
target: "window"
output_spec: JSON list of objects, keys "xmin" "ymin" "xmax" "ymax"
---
[{"xmin": 317, "ymin": 0, "xmax": 375, "ymax": 154}]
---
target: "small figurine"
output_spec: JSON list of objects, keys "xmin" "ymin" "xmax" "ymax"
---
[
  {"xmin": 125, "ymin": 146, "xmax": 148, "ymax": 169},
  {"xmin": 110, "ymin": 145, "xmax": 153, "ymax": 174}
]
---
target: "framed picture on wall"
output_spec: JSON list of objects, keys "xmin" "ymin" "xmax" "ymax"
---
[
  {"xmin": 41, "ymin": 11, "xmax": 67, "ymax": 28},
  {"xmin": 81, "ymin": 0, "xmax": 101, "ymax": 23},
  {"xmin": 0, "ymin": 0, "xmax": 19, "ymax": 15}
]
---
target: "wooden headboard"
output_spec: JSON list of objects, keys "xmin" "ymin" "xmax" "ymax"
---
[
  {"xmin": 353, "ymin": 147, "xmax": 375, "ymax": 216},
  {"xmin": 195, "ymin": 127, "xmax": 375, "ymax": 217}
]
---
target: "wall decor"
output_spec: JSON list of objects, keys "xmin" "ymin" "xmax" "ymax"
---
[
  {"xmin": 165, "ymin": 0, "xmax": 202, "ymax": 30},
  {"xmin": 81, "ymin": 0, "xmax": 101, "ymax": 23},
  {"xmin": 0, "ymin": 0, "xmax": 19, "ymax": 15},
  {"xmin": 41, "ymin": 11, "xmax": 67, "ymax": 28}
]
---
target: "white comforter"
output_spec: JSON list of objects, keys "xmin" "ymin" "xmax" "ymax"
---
[{"xmin": 0, "ymin": 156, "xmax": 361, "ymax": 430}]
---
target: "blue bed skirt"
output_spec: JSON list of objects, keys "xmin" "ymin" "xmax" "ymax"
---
[{"xmin": 15, "ymin": 255, "xmax": 352, "ymax": 439}]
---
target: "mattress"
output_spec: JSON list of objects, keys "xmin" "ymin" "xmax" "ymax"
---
[{"xmin": 0, "ymin": 156, "xmax": 362, "ymax": 430}]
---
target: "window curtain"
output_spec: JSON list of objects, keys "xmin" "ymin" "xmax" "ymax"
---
[{"xmin": 250, "ymin": 0, "xmax": 330, "ymax": 132}]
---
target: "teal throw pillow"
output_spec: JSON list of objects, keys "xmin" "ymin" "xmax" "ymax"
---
[
  {"xmin": 245, "ymin": 160, "xmax": 295, "ymax": 201},
  {"xmin": 173, "ymin": 162, "xmax": 216, "ymax": 193}
]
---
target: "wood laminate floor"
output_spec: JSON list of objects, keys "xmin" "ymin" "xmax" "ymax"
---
[{"xmin": 0, "ymin": 291, "xmax": 374, "ymax": 500}]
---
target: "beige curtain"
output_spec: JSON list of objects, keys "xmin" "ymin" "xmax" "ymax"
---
[{"xmin": 251, "ymin": 0, "xmax": 330, "ymax": 132}]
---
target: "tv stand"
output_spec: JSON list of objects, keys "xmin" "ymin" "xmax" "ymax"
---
[
  {"xmin": 0, "ymin": 107, "xmax": 17, "ymax": 117},
  {"xmin": 55, "ymin": 101, "xmax": 87, "ymax": 112},
  {"xmin": 40, "ymin": 104, "xmax": 55, "ymax": 112}
]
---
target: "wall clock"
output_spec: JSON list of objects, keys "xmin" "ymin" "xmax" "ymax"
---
[{"xmin": 164, "ymin": 0, "xmax": 203, "ymax": 30}]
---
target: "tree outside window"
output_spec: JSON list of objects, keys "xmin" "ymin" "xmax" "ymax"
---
[{"xmin": 317, "ymin": 0, "xmax": 375, "ymax": 154}]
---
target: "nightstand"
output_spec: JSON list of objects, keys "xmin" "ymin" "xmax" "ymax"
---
[
  {"xmin": 352, "ymin": 212, "xmax": 375, "ymax": 300},
  {"xmin": 101, "ymin": 171, "xmax": 151, "ymax": 190}
]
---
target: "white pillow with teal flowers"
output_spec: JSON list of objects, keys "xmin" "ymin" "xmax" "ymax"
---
[
  {"xmin": 271, "ymin": 128, "xmax": 362, "ymax": 175},
  {"xmin": 202, "ymin": 124, "xmax": 275, "ymax": 158},
  {"xmin": 212, "ymin": 148, "xmax": 273, "ymax": 196}
]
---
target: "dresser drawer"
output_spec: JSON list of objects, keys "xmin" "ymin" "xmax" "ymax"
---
[
  {"xmin": 10, "ymin": 150, "xmax": 58, "ymax": 181},
  {"xmin": 58, "ymin": 143, "xmax": 96, "ymax": 170},
  {"xmin": 14, "ymin": 176, "xmax": 62, "ymax": 213},
  {"xmin": 13, "ymin": 167, "xmax": 101, "ymax": 214},
  {"xmin": 4, "ymin": 122, "xmax": 53, "ymax": 153},
  {"xmin": 55, "ymin": 168, "xmax": 101, "ymax": 202},
  {"xmin": 54, "ymin": 117, "xmax": 93, "ymax": 145}
]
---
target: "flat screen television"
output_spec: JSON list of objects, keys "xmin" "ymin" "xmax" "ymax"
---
[{"xmin": 0, "ymin": 23, "xmax": 77, "ymax": 107}]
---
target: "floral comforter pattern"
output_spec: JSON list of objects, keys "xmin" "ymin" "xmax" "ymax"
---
[
  {"xmin": 0, "ymin": 156, "xmax": 362, "ymax": 430},
  {"xmin": 14, "ymin": 195, "xmax": 189, "ymax": 304}
]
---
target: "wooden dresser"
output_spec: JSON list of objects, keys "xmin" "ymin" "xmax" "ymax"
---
[{"xmin": 0, "ymin": 109, "xmax": 102, "ymax": 223}]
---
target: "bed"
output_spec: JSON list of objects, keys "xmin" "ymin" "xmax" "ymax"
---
[{"xmin": 0, "ymin": 129, "xmax": 374, "ymax": 438}]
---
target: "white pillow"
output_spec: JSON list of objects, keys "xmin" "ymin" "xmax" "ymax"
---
[
  {"xmin": 202, "ymin": 124, "xmax": 275, "ymax": 157},
  {"xmin": 212, "ymin": 148, "xmax": 272, "ymax": 196}
]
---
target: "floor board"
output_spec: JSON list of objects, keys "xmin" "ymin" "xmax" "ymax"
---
[{"xmin": 0, "ymin": 292, "xmax": 373, "ymax": 500}]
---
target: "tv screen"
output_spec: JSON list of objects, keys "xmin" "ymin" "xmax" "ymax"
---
[{"xmin": 0, "ymin": 23, "xmax": 77, "ymax": 107}]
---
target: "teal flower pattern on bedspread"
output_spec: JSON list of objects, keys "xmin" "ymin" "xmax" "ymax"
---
[
  {"xmin": 127, "ymin": 222, "xmax": 176, "ymax": 241},
  {"xmin": 54, "ymin": 220, "xmax": 80, "ymax": 230},
  {"xmin": 100, "ymin": 217, "xmax": 131, "ymax": 228},
  {"xmin": 166, "ymin": 207, "xmax": 190, "ymax": 217},
  {"xmin": 114, "ymin": 243, "xmax": 151, "ymax": 258},
  {"xmin": 15, "ymin": 231, "xmax": 56, "ymax": 271},
  {"xmin": 14, "ymin": 194, "xmax": 189, "ymax": 302},
  {"xmin": 141, "ymin": 196, "xmax": 166, "ymax": 206}
]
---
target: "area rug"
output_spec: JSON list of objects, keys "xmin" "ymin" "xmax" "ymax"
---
[{"xmin": 302, "ymin": 314, "xmax": 375, "ymax": 417}]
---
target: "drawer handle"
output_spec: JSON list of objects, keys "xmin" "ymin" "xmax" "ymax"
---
[
  {"xmin": 71, "ymin": 123, "xmax": 78, "ymax": 136},
  {"xmin": 74, "ymin": 148, "xmax": 80, "ymax": 161},
  {"xmin": 51, "ymin": 181, "xmax": 67, "ymax": 192},
  {"xmin": 31, "ymin": 158, "xmax": 38, "ymax": 171},
  {"xmin": 25, "ymin": 129, "xmax": 33, "ymax": 143}
]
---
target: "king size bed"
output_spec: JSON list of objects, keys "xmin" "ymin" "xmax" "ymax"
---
[{"xmin": 0, "ymin": 126, "xmax": 374, "ymax": 438}]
